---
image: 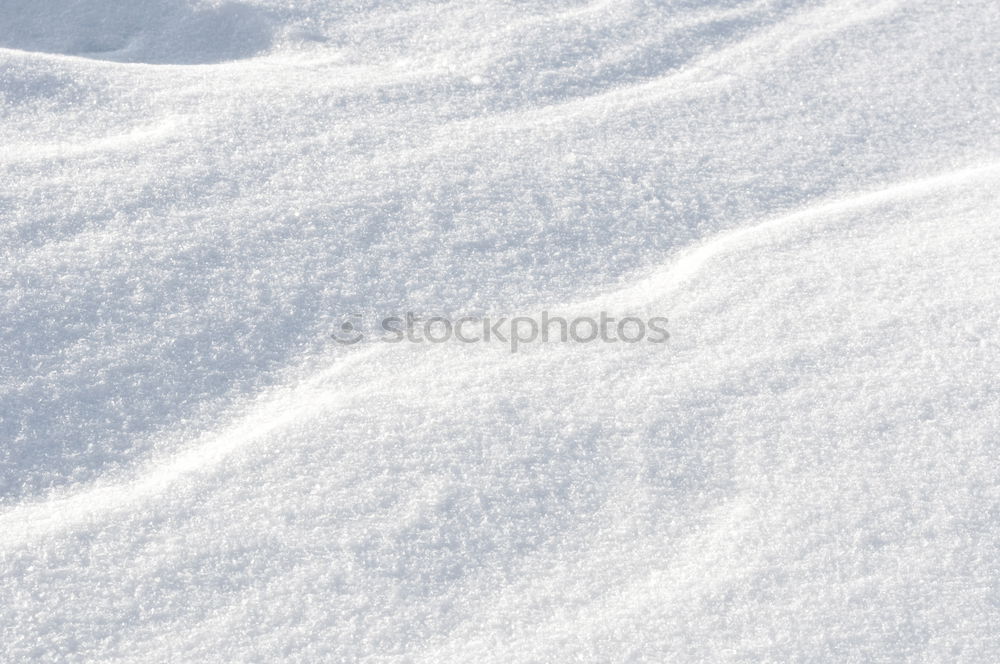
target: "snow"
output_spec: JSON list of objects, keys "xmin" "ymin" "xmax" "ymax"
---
[{"xmin": 2, "ymin": 0, "xmax": 999, "ymax": 661}]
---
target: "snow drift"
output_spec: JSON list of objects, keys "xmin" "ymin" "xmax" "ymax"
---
[{"xmin": 2, "ymin": 0, "xmax": 999, "ymax": 661}]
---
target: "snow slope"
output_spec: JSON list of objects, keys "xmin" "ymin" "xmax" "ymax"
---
[{"xmin": 2, "ymin": 0, "xmax": 999, "ymax": 661}]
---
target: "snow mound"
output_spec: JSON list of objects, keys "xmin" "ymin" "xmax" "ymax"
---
[{"xmin": 0, "ymin": 0, "xmax": 273, "ymax": 64}]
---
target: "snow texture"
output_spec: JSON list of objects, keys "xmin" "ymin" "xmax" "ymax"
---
[{"xmin": 2, "ymin": 0, "xmax": 999, "ymax": 661}]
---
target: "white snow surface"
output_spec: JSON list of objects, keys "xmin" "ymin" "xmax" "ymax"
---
[{"xmin": 2, "ymin": 0, "xmax": 1000, "ymax": 661}]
